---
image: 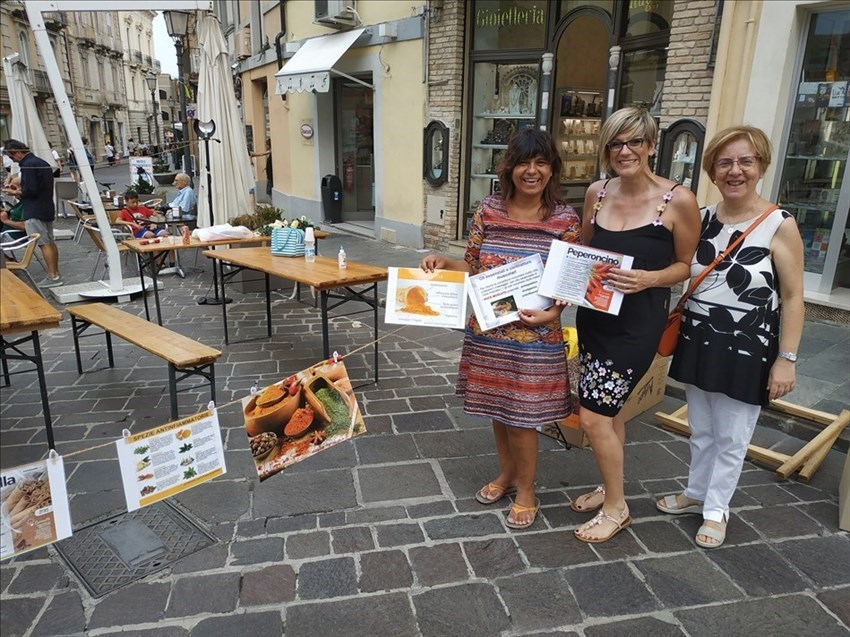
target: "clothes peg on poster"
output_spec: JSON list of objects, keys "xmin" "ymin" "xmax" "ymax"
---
[
  {"xmin": 122, "ymin": 429, "xmax": 132, "ymax": 439},
  {"xmin": 48, "ymin": 448, "xmax": 60, "ymax": 463},
  {"xmin": 250, "ymin": 382, "xmax": 259, "ymax": 395},
  {"xmin": 332, "ymin": 350, "xmax": 341, "ymax": 365},
  {"xmin": 207, "ymin": 400, "xmax": 216, "ymax": 414}
]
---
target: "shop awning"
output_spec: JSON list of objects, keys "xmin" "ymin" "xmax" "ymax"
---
[{"xmin": 275, "ymin": 28, "xmax": 367, "ymax": 95}]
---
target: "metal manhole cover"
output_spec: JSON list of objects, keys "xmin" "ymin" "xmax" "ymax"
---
[{"xmin": 54, "ymin": 501, "xmax": 217, "ymax": 598}]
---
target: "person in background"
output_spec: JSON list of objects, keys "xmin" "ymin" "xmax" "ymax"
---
[
  {"xmin": 570, "ymin": 107, "xmax": 700, "ymax": 543},
  {"xmin": 2, "ymin": 139, "xmax": 62, "ymax": 286},
  {"xmin": 1, "ymin": 175, "xmax": 26, "ymax": 243},
  {"xmin": 105, "ymin": 141, "xmax": 116, "ymax": 166},
  {"xmin": 250, "ymin": 139, "xmax": 273, "ymax": 198},
  {"xmin": 50, "ymin": 145, "xmax": 63, "ymax": 177},
  {"xmin": 127, "ymin": 138, "xmax": 137, "ymax": 156},
  {"xmin": 115, "ymin": 190, "xmax": 168, "ymax": 239},
  {"xmin": 658, "ymin": 126, "xmax": 804, "ymax": 548},
  {"xmin": 164, "ymin": 172, "xmax": 197, "ymax": 216},
  {"xmin": 420, "ymin": 129, "xmax": 581, "ymax": 530}
]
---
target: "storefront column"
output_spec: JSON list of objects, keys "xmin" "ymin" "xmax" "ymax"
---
[
  {"xmin": 605, "ymin": 45, "xmax": 621, "ymax": 119},
  {"xmin": 540, "ymin": 52, "xmax": 553, "ymax": 132}
]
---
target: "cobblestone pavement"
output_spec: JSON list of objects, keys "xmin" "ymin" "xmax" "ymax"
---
[{"xmin": 1, "ymin": 209, "xmax": 848, "ymax": 637}]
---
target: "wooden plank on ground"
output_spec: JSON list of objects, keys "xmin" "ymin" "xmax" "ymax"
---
[
  {"xmin": 798, "ymin": 419, "xmax": 849, "ymax": 483},
  {"xmin": 768, "ymin": 399, "xmax": 838, "ymax": 427},
  {"xmin": 776, "ymin": 410, "xmax": 850, "ymax": 479}
]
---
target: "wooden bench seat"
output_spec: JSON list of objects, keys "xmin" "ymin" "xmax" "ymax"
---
[{"xmin": 67, "ymin": 302, "xmax": 220, "ymax": 419}]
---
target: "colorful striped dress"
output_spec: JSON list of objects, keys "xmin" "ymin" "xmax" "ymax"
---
[{"xmin": 457, "ymin": 196, "xmax": 582, "ymax": 428}]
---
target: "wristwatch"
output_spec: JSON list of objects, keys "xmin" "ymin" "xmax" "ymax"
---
[{"xmin": 778, "ymin": 351, "xmax": 798, "ymax": 363}]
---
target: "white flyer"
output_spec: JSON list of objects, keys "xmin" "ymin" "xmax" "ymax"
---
[
  {"xmin": 1, "ymin": 456, "xmax": 72, "ymax": 560},
  {"xmin": 468, "ymin": 254, "xmax": 552, "ymax": 331},
  {"xmin": 538, "ymin": 241, "xmax": 634, "ymax": 315},
  {"xmin": 116, "ymin": 409, "xmax": 227, "ymax": 512},
  {"xmin": 385, "ymin": 267, "xmax": 469, "ymax": 329}
]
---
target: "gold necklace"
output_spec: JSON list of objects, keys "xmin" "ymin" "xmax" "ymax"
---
[{"xmin": 719, "ymin": 201, "xmax": 759, "ymax": 233}]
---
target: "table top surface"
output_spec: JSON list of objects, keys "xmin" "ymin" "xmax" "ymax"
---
[
  {"xmin": 202, "ymin": 247, "xmax": 388, "ymax": 290},
  {"xmin": 0, "ymin": 270, "xmax": 62, "ymax": 333},
  {"xmin": 122, "ymin": 234, "xmax": 272, "ymax": 253}
]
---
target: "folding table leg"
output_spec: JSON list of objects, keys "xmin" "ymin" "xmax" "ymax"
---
[
  {"xmin": 0, "ymin": 336, "xmax": 9, "ymax": 386},
  {"xmin": 168, "ymin": 363, "xmax": 178, "ymax": 420},
  {"xmin": 71, "ymin": 315, "xmax": 84, "ymax": 375},
  {"xmin": 31, "ymin": 331, "xmax": 55, "ymax": 449}
]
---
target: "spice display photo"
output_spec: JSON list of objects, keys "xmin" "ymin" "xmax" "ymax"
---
[{"xmin": 242, "ymin": 359, "xmax": 366, "ymax": 481}]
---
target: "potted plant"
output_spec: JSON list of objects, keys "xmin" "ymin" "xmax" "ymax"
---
[{"xmin": 152, "ymin": 157, "xmax": 178, "ymax": 186}]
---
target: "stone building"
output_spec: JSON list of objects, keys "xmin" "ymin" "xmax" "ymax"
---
[{"xmin": 119, "ymin": 11, "xmax": 161, "ymax": 157}]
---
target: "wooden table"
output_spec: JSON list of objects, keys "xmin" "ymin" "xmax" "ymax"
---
[
  {"xmin": 203, "ymin": 247, "xmax": 388, "ymax": 382},
  {"xmin": 0, "ymin": 270, "xmax": 62, "ymax": 448}
]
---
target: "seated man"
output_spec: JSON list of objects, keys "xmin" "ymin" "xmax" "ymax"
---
[
  {"xmin": 1, "ymin": 176, "xmax": 26, "ymax": 243},
  {"xmin": 116, "ymin": 190, "xmax": 169, "ymax": 239},
  {"xmin": 164, "ymin": 173, "xmax": 197, "ymax": 217}
]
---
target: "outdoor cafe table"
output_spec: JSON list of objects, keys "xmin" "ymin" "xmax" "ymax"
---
[
  {"xmin": 202, "ymin": 247, "xmax": 388, "ymax": 382},
  {"xmin": 0, "ymin": 269, "xmax": 62, "ymax": 448}
]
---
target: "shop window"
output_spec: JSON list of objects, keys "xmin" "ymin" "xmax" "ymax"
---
[
  {"xmin": 559, "ymin": 0, "xmax": 614, "ymax": 20},
  {"xmin": 473, "ymin": 0, "xmax": 548, "ymax": 51},
  {"xmin": 619, "ymin": 47, "xmax": 667, "ymax": 114},
  {"xmin": 777, "ymin": 9, "xmax": 850, "ymax": 285},
  {"xmin": 624, "ymin": 0, "xmax": 673, "ymax": 38}
]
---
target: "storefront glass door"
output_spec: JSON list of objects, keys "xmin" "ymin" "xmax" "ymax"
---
[{"xmin": 335, "ymin": 80, "xmax": 375, "ymax": 223}]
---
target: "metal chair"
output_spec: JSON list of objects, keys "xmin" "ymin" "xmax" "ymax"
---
[
  {"xmin": 82, "ymin": 223, "xmax": 131, "ymax": 280},
  {"xmin": 68, "ymin": 201, "xmax": 96, "ymax": 243},
  {"xmin": 1, "ymin": 233, "xmax": 43, "ymax": 295},
  {"xmin": 54, "ymin": 178, "xmax": 80, "ymax": 219}
]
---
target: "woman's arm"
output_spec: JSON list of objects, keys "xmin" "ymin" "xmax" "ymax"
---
[{"xmin": 767, "ymin": 216, "xmax": 805, "ymax": 400}]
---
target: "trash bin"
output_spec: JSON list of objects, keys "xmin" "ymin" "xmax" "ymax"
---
[{"xmin": 321, "ymin": 174, "xmax": 343, "ymax": 224}]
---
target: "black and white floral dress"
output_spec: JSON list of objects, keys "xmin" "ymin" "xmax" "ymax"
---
[{"xmin": 669, "ymin": 205, "xmax": 792, "ymax": 406}]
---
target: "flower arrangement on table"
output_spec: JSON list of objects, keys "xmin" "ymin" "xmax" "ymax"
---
[{"xmin": 257, "ymin": 215, "xmax": 316, "ymax": 236}]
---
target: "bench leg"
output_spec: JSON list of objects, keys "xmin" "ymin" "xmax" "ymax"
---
[
  {"xmin": 168, "ymin": 363, "xmax": 179, "ymax": 420},
  {"xmin": 0, "ymin": 336, "xmax": 9, "ymax": 386},
  {"xmin": 209, "ymin": 364, "xmax": 216, "ymax": 406},
  {"xmin": 71, "ymin": 315, "xmax": 84, "ymax": 375},
  {"xmin": 105, "ymin": 332, "xmax": 114, "ymax": 368}
]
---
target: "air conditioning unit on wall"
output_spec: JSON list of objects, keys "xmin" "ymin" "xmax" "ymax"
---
[
  {"xmin": 235, "ymin": 26, "xmax": 251, "ymax": 60},
  {"xmin": 315, "ymin": 0, "xmax": 357, "ymax": 28}
]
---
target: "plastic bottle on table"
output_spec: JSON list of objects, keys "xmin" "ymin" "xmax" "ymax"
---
[
  {"xmin": 338, "ymin": 245, "xmax": 347, "ymax": 269},
  {"xmin": 304, "ymin": 226, "xmax": 316, "ymax": 262}
]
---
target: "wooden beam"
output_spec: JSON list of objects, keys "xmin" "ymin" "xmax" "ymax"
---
[
  {"xmin": 798, "ymin": 422, "xmax": 848, "ymax": 484},
  {"xmin": 768, "ymin": 400, "xmax": 838, "ymax": 427},
  {"xmin": 776, "ymin": 410, "xmax": 850, "ymax": 480}
]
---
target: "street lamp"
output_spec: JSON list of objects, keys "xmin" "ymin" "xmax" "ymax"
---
[
  {"xmin": 145, "ymin": 72, "xmax": 161, "ymax": 156},
  {"xmin": 163, "ymin": 10, "xmax": 190, "ymax": 176}
]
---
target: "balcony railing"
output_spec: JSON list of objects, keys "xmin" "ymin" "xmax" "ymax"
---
[
  {"xmin": 144, "ymin": 54, "xmax": 153, "ymax": 68},
  {"xmin": 133, "ymin": 51, "xmax": 143, "ymax": 64},
  {"xmin": 154, "ymin": 60, "xmax": 162, "ymax": 72},
  {"xmin": 30, "ymin": 69, "xmax": 52, "ymax": 94},
  {"xmin": 43, "ymin": 12, "xmax": 67, "ymax": 30}
]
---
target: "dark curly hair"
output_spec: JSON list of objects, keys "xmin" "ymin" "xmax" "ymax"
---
[{"xmin": 496, "ymin": 129, "xmax": 563, "ymax": 219}]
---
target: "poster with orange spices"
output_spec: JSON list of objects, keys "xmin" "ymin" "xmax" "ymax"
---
[
  {"xmin": 242, "ymin": 358, "xmax": 366, "ymax": 481},
  {"xmin": 385, "ymin": 267, "xmax": 469, "ymax": 329}
]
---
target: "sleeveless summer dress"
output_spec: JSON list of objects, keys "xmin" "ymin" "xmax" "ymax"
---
[
  {"xmin": 457, "ymin": 196, "xmax": 582, "ymax": 428},
  {"xmin": 575, "ymin": 182, "xmax": 677, "ymax": 417},
  {"xmin": 670, "ymin": 205, "xmax": 792, "ymax": 406}
]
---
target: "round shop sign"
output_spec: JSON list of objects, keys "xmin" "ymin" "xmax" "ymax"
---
[{"xmin": 300, "ymin": 123, "xmax": 314, "ymax": 139}]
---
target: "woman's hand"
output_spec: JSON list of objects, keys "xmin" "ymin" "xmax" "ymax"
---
[
  {"xmin": 518, "ymin": 306, "xmax": 562, "ymax": 326},
  {"xmin": 605, "ymin": 267, "xmax": 658, "ymax": 294},
  {"xmin": 767, "ymin": 359, "xmax": 796, "ymax": 401},
  {"xmin": 421, "ymin": 255, "xmax": 448, "ymax": 273}
]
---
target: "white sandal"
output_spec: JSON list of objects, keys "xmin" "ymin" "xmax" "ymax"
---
[
  {"xmin": 570, "ymin": 485, "xmax": 605, "ymax": 513},
  {"xmin": 574, "ymin": 506, "xmax": 631, "ymax": 544}
]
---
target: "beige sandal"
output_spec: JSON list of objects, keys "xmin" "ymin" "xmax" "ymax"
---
[
  {"xmin": 570, "ymin": 485, "xmax": 605, "ymax": 513},
  {"xmin": 574, "ymin": 507, "xmax": 631, "ymax": 543},
  {"xmin": 506, "ymin": 499, "xmax": 540, "ymax": 530}
]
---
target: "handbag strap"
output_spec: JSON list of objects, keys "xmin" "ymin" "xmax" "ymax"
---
[{"xmin": 676, "ymin": 204, "xmax": 779, "ymax": 309}]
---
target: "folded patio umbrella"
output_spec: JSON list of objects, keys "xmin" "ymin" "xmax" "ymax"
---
[{"xmin": 4, "ymin": 54, "xmax": 58, "ymax": 172}]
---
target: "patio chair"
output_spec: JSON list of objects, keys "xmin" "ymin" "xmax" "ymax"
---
[
  {"xmin": 1, "ymin": 233, "xmax": 43, "ymax": 295},
  {"xmin": 55, "ymin": 178, "xmax": 80, "ymax": 219},
  {"xmin": 83, "ymin": 223, "xmax": 132, "ymax": 280},
  {"xmin": 142, "ymin": 198, "xmax": 164, "ymax": 209},
  {"xmin": 68, "ymin": 201, "xmax": 95, "ymax": 243}
]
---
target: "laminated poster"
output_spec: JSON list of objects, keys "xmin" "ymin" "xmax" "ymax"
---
[
  {"xmin": 1, "ymin": 456, "xmax": 72, "ymax": 560},
  {"xmin": 242, "ymin": 359, "xmax": 366, "ymax": 481},
  {"xmin": 468, "ymin": 254, "xmax": 552, "ymax": 331},
  {"xmin": 116, "ymin": 409, "xmax": 227, "ymax": 512},
  {"xmin": 538, "ymin": 241, "xmax": 634, "ymax": 316},
  {"xmin": 385, "ymin": 267, "xmax": 469, "ymax": 329}
]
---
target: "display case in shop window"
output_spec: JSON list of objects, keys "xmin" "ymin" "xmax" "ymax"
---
[{"xmin": 554, "ymin": 89, "xmax": 602, "ymax": 208}]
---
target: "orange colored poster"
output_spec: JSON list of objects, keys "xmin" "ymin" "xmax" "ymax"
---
[{"xmin": 385, "ymin": 267, "xmax": 469, "ymax": 329}]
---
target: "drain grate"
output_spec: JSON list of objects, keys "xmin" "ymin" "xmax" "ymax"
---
[{"xmin": 54, "ymin": 501, "xmax": 217, "ymax": 598}]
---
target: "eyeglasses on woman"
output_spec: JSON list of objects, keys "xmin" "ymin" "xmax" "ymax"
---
[{"xmin": 713, "ymin": 156, "xmax": 760, "ymax": 171}]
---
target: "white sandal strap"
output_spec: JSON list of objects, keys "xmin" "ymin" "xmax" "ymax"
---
[{"xmin": 697, "ymin": 525, "xmax": 725, "ymax": 542}]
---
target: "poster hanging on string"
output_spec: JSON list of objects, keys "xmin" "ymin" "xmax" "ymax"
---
[
  {"xmin": 385, "ymin": 267, "xmax": 469, "ymax": 329},
  {"xmin": 243, "ymin": 359, "xmax": 366, "ymax": 481},
  {"xmin": 116, "ymin": 409, "xmax": 227, "ymax": 512},
  {"xmin": 1, "ymin": 456, "xmax": 72, "ymax": 561}
]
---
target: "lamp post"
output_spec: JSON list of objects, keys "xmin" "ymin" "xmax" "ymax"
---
[
  {"xmin": 163, "ymin": 10, "xmax": 190, "ymax": 176},
  {"xmin": 145, "ymin": 72, "xmax": 161, "ymax": 156}
]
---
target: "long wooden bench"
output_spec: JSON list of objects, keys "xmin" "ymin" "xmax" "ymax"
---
[{"xmin": 67, "ymin": 303, "xmax": 221, "ymax": 419}]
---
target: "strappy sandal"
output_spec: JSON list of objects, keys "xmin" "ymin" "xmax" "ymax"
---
[
  {"xmin": 656, "ymin": 493, "xmax": 703, "ymax": 515},
  {"xmin": 574, "ymin": 507, "xmax": 631, "ymax": 543},
  {"xmin": 570, "ymin": 485, "xmax": 605, "ymax": 513},
  {"xmin": 505, "ymin": 499, "xmax": 540, "ymax": 530},
  {"xmin": 475, "ymin": 482, "xmax": 517, "ymax": 505},
  {"xmin": 695, "ymin": 521, "xmax": 727, "ymax": 549}
]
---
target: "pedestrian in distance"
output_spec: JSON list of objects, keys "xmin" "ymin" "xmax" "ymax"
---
[
  {"xmin": 2, "ymin": 139, "xmax": 62, "ymax": 287},
  {"xmin": 570, "ymin": 106, "xmax": 700, "ymax": 543},
  {"xmin": 657, "ymin": 126, "xmax": 804, "ymax": 548},
  {"xmin": 421, "ymin": 129, "xmax": 581, "ymax": 530},
  {"xmin": 50, "ymin": 145, "xmax": 63, "ymax": 177}
]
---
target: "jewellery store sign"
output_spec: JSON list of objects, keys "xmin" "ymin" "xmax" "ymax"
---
[{"xmin": 474, "ymin": 1, "xmax": 547, "ymax": 49}]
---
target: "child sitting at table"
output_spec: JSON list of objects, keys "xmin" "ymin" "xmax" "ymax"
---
[{"xmin": 116, "ymin": 190, "xmax": 169, "ymax": 239}]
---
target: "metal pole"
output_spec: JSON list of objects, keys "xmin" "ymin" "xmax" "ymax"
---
[
  {"xmin": 539, "ymin": 52, "xmax": 554, "ymax": 132},
  {"xmin": 175, "ymin": 38, "xmax": 190, "ymax": 176},
  {"xmin": 151, "ymin": 90, "xmax": 161, "ymax": 154}
]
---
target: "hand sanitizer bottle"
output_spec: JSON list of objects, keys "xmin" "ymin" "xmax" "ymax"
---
[
  {"xmin": 338, "ymin": 245, "xmax": 347, "ymax": 269},
  {"xmin": 304, "ymin": 227, "xmax": 316, "ymax": 262}
]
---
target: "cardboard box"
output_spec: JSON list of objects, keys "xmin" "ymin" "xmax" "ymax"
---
[{"xmin": 550, "ymin": 355, "xmax": 670, "ymax": 449}]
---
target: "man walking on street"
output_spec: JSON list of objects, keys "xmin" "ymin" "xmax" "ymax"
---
[{"xmin": 2, "ymin": 139, "xmax": 62, "ymax": 286}]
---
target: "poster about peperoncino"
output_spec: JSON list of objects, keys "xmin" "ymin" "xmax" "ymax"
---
[
  {"xmin": 243, "ymin": 359, "xmax": 366, "ymax": 481},
  {"xmin": 115, "ymin": 409, "xmax": 227, "ymax": 511},
  {"xmin": 1, "ymin": 456, "xmax": 72, "ymax": 561}
]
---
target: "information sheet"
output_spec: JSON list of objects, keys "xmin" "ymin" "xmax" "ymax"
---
[
  {"xmin": 385, "ymin": 267, "xmax": 469, "ymax": 329},
  {"xmin": 468, "ymin": 254, "xmax": 551, "ymax": 331},
  {"xmin": 116, "ymin": 409, "xmax": 227, "ymax": 511},
  {"xmin": 1, "ymin": 456, "xmax": 72, "ymax": 560},
  {"xmin": 538, "ymin": 241, "xmax": 634, "ymax": 315}
]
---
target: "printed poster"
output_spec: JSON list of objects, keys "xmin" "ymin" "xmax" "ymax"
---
[
  {"xmin": 242, "ymin": 359, "xmax": 366, "ymax": 481},
  {"xmin": 468, "ymin": 254, "xmax": 552, "ymax": 331},
  {"xmin": 829, "ymin": 82, "xmax": 847, "ymax": 108},
  {"xmin": 1, "ymin": 457, "xmax": 72, "ymax": 560},
  {"xmin": 385, "ymin": 267, "xmax": 469, "ymax": 329},
  {"xmin": 538, "ymin": 241, "xmax": 634, "ymax": 315},
  {"xmin": 116, "ymin": 409, "xmax": 227, "ymax": 511}
]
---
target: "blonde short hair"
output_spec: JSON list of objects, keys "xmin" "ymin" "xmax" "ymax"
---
[
  {"xmin": 597, "ymin": 107, "xmax": 658, "ymax": 174},
  {"xmin": 702, "ymin": 126, "xmax": 772, "ymax": 180}
]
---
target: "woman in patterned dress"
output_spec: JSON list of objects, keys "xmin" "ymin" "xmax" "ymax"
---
[
  {"xmin": 421, "ymin": 129, "xmax": 581, "ymax": 530},
  {"xmin": 658, "ymin": 126, "xmax": 804, "ymax": 548},
  {"xmin": 571, "ymin": 107, "xmax": 701, "ymax": 543}
]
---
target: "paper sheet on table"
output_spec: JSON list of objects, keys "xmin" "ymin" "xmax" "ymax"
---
[
  {"xmin": 468, "ymin": 254, "xmax": 551, "ymax": 331},
  {"xmin": 385, "ymin": 267, "xmax": 469, "ymax": 329},
  {"xmin": 538, "ymin": 241, "xmax": 633, "ymax": 315}
]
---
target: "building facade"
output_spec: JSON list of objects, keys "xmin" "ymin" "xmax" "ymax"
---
[{"xmin": 119, "ymin": 11, "xmax": 161, "ymax": 157}]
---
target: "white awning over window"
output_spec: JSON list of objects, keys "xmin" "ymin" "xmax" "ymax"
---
[{"xmin": 275, "ymin": 28, "xmax": 366, "ymax": 95}]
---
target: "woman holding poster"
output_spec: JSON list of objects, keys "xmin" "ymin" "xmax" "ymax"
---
[
  {"xmin": 421, "ymin": 129, "xmax": 581, "ymax": 530},
  {"xmin": 571, "ymin": 107, "xmax": 700, "ymax": 543}
]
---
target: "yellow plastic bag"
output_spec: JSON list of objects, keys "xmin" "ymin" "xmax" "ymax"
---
[{"xmin": 562, "ymin": 326, "xmax": 579, "ymax": 360}]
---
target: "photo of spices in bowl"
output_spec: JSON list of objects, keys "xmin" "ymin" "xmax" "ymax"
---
[
  {"xmin": 302, "ymin": 373, "xmax": 359, "ymax": 438},
  {"xmin": 491, "ymin": 296, "xmax": 518, "ymax": 318},
  {"xmin": 243, "ymin": 377, "xmax": 302, "ymax": 438},
  {"xmin": 396, "ymin": 285, "xmax": 439, "ymax": 316}
]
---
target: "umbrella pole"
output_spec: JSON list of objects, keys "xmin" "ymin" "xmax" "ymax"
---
[{"xmin": 197, "ymin": 135, "xmax": 231, "ymax": 306}]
